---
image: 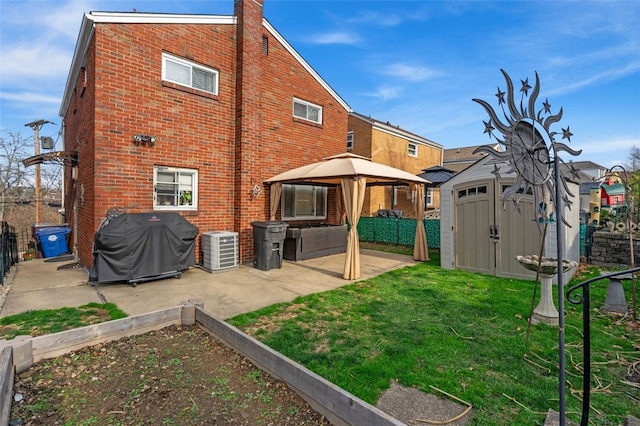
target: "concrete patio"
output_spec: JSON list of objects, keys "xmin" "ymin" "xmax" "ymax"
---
[{"xmin": 0, "ymin": 249, "xmax": 418, "ymax": 319}]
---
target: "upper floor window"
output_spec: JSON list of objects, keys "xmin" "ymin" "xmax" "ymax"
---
[
  {"xmin": 282, "ymin": 184, "xmax": 326, "ymax": 220},
  {"xmin": 347, "ymin": 131, "xmax": 354, "ymax": 150},
  {"xmin": 408, "ymin": 142, "xmax": 418, "ymax": 157},
  {"xmin": 154, "ymin": 166, "xmax": 198, "ymax": 210},
  {"xmin": 293, "ymin": 98, "xmax": 322, "ymax": 124},
  {"xmin": 162, "ymin": 53, "xmax": 218, "ymax": 95}
]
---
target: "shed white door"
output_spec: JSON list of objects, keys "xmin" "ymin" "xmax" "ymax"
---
[{"xmin": 454, "ymin": 179, "xmax": 543, "ymax": 279}]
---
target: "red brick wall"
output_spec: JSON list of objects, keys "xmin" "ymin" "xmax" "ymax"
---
[
  {"xmin": 63, "ymin": 1, "xmax": 348, "ymax": 267},
  {"xmin": 259, "ymin": 25, "xmax": 348, "ymax": 218},
  {"xmin": 63, "ymin": 40, "xmax": 97, "ymax": 265},
  {"xmin": 234, "ymin": 0, "xmax": 265, "ymax": 261}
]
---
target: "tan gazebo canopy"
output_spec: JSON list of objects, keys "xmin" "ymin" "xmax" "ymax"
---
[{"xmin": 265, "ymin": 153, "xmax": 430, "ymax": 280}]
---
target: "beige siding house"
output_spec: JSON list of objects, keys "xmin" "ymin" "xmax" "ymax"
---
[{"xmin": 348, "ymin": 112, "xmax": 443, "ymax": 217}]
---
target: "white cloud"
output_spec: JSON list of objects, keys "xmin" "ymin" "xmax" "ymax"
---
[
  {"xmin": 573, "ymin": 137, "xmax": 638, "ymax": 169},
  {"xmin": 549, "ymin": 61, "xmax": 640, "ymax": 96},
  {"xmin": 0, "ymin": 43, "xmax": 73, "ymax": 82},
  {"xmin": 306, "ymin": 31, "xmax": 361, "ymax": 45},
  {"xmin": 380, "ymin": 63, "xmax": 442, "ymax": 82},
  {"xmin": 362, "ymin": 85, "xmax": 402, "ymax": 101},
  {"xmin": 0, "ymin": 1, "xmax": 94, "ymax": 84},
  {"xmin": 0, "ymin": 90, "xmax": 61, "ymax": 105},
  {"xmin": 347, "ymin": 11, "xmax": 403, "ymax": 28}
]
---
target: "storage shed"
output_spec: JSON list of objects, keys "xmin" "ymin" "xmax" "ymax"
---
[{"xmin": 440, "ymin": 156, "xmax": 580, "ymax": 282}]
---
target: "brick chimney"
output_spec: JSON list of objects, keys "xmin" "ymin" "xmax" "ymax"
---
[{"xmin": 234, "ymin": 0, "xmax": 264, "ymax": 261}]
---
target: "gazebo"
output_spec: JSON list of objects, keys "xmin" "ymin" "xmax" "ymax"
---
[{"xmin": 265, "ymin": 153, "xmax": 430, "ymax": 280}]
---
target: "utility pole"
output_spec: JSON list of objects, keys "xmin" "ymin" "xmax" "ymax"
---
[{"xmin": 24, "ymin": 119, "xmax": 55, "ymax": 224}]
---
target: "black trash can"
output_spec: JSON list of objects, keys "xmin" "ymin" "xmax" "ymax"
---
[{"xmin": 251, "ymin": 221, "xmax": 288, "ymax": 271}]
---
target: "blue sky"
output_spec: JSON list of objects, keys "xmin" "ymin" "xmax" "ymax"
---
[{"xmin": 1, "ymin": 0, "xmax": 638, "ymax": 170}]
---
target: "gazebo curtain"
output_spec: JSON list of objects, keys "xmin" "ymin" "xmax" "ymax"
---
[
  {"xmin": 336, "ymin": 185, "xmax": 346, "ymax": 225},
  {"xmin": 412, "ymin": 184, "xmax": 429, "ymax": 261},
  {"xmin": 342, "ymin": 177, "xmax": 366, "ymax": 280},
  {"xmin": 269, "ymin": 183, "xmax": 282, "ymax": 221}
]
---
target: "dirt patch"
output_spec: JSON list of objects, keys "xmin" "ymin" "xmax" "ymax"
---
[
  {"xmin": 10, "ymin": 324, "xmax": 477, "ymax": 426},
  {"xmin": 376, "ymin": 381, "xmax": 472, "ymax": 425},
  {"xmin": 11, "ymin": 325, "xmax": 331, "ymax": 425}
]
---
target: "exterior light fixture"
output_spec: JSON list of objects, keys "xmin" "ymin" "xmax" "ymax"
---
[
  {"xmin": 133, "ymin": 134, "xmax": 156, "ymax": 146},
  {"xmin": 250, "ymin": 184, "xmax": 262, "ymax": 198}
]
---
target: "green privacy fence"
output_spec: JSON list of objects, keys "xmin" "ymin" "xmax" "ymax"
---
[{"xmin": 357, "ymin": 217, "xmax": 440, "ymax": 248}]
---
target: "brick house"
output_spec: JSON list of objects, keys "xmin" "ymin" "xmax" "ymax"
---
[
  {"xmin": 347, "ymin": 112, "xmax": 443, "ymax": 217},
  {"xmin": 59, "ymin": 0, "xmax": 350, "ymax": 267}
]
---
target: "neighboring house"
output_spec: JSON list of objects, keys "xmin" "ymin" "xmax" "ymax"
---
[
  {"xmin": 59, "ymin": 0, "xmax": 351, "ymax": 267},
  {"xmin": 416, "ymin": 165, "xmax": 456, "ymax": 212},
  {"xmin": 600, "ymin": 181, "xmax": 626, "ymax": 209},
  {"xmin": 558, "ymin": 163, "xmax": 599, "ymax": 213},
  {"xmin": 443, "ymin": 143, "xmax": 502, "ymax": 173},
  {"xmin": 558, "ymin": 160, "xmax": 611, "ymax": 225},
  {"xmin": 566, "ymin": 160, "xmax": 607, "ymax": 181},
  {"xmin": 347, "ymin": 112, "xmax": 443, "ymax": 216},
  {"xmin": 587, "ymin": 180, "xmax": 626, "ymax": 226}
]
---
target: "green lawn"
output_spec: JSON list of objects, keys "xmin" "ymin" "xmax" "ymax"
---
[
  {"xmin": 1, "ymin": 248, "xmax": 636, "ymax": 424},
  {"xmin": 228, "ymin": 252, "xmax": 639, "ymax": 425},
  {"xmin": 0, "ymin": 303, "xmax": 127, "ymax": 340}
]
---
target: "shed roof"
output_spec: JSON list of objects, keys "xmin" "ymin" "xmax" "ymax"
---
[{"xmin": 601, "ymin": 182, "xmax": 626, "ymax": 195}]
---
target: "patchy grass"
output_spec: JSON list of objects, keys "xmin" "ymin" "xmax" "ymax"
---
[
  {"xmin": 229, "ymin": 259, "xmax": 639, "ymax": 425},
  {"xmin": 0, "ymin": 303, "xmax": 127, "ymax": 339}
]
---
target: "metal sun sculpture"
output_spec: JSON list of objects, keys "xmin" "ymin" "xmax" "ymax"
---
[{"xmin": 472, "ymin": 69, "xmax": 582, "ymax": 225}]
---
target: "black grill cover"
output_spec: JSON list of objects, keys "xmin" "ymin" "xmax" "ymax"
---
[{"xmin": 89, "ymin": 212, "xmax": 199, "ymax": 284}]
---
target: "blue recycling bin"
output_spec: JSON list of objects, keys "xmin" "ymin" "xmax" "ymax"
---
[{"xmin": 35, "ymin": 227, "xmax": 71, "ymax": 258}]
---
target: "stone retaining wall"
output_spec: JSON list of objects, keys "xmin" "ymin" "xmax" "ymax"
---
[{"xmin": 591, "ymin": 231, "xmax": 640, "ymax": 268}]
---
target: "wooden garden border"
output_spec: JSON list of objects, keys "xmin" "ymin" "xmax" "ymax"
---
[{"xmin": 0, "ymin": 301, "xmax": 404, "ymax": 426}]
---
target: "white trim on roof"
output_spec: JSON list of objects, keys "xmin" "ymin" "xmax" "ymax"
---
[
  {"xmin": 350, "ymin": 112, "xmax": 443, "ymax": 150},
  {"xmin": 373, "ymin": 123, "xmax": 442, "ymax": 149},
  {"xmin": 88, "ymin": 11, "xmax": 234, "ymax": 24},
  {"xmin": 59, "ymin": 12, "xmax": 235, "ymax": 118},
  {"xmin": 263, "ymin": 19, "xmax": 351, "ymax": 112},
  {"xmin": 60, "ymin": 11, "xmax": 351, "ymax": 119}
]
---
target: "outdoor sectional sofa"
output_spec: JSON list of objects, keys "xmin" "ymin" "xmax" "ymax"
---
[{"xmin": 283, "ymin": 224, "xmax": 347, "ymax": 261}]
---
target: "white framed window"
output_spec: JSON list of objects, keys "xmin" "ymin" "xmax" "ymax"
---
[
  {"xmin": 426, "ymin": 187, "xmax": 434, "ymax": 206},
  {"xmin": 408, "ymin": 142, "xmax": 418, "ymax": 157},
  {"xmin": 293, "ymin": 98, "xmax": 322, "ymax": 124},
  {"xmin": 162, "ymin": 53, "xmax": 218, "ymax": 95},
  {"xmin": 282, "ymin": 184, "xmax": 327, "ymax": 220},
  {"xmin": 347, "ymin": 131, "xmax": 354, "ymax": 150},
  {"xmin": 154, "ymin": 166, "xmax": 198, "ymax": 210}
]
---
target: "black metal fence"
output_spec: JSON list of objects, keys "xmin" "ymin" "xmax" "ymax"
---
[
  {"xmin": 1, "ymin": 222, "xmax": 20, "ymax": 286},
  {"xmin": 14, "ymin": 227, "xmax": 35, "ymax": 260}
]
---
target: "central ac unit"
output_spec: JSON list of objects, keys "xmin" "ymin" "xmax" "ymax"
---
[{"xmin": 202, "ymin": 231, "xmax": 239, "ymax": 271}]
